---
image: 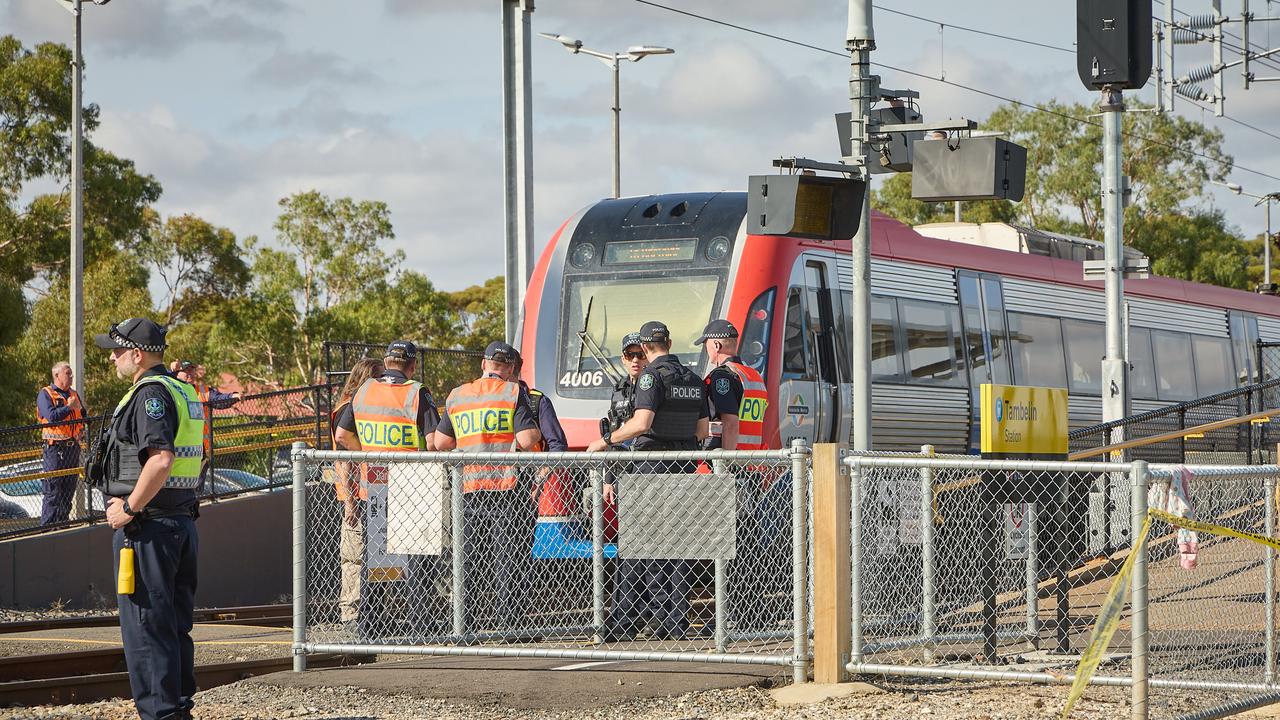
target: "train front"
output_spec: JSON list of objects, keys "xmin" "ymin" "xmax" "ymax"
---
[{"xmin": 519, "ymin": 192, "xmax": 750, "ymax": 449}]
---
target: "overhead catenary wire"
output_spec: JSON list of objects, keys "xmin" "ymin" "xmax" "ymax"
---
[
  {"xmin": 629, "ymin": 0, "xmax": 1280, "ymax": 185},
  {"xmin": 872, "ymin": 5, "xmax": 1076, "ymax": 54}
]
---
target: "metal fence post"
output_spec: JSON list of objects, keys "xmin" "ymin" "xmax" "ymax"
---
[
  {"xmin": 850, "ymin": 455, "xmax": 863, "ymax": 668},
  {"xmin": 1266, "ymin": 466, "xmax": 1277, "ymax": 684},
  {"xmin": 712, "ymin": 455, "xmax": 728, "ymax": 653},
  {"xmin": 1130, "ymin": 460, "xmax": 1149, "ymax": 720},
  {"xmin": 919, "ymin": 444, "xmax": 937, "ymax": 662},
  {"xmin": 291, "ymin": 441, "xmax": 308, "ymax": 673},
  {"xmin": 592, "ymin": 461, "xmax": 605, "ymax": 634},
  {"xmin": 1025, "ymin": 499, "xmax": 1040, "ymax": 648},
  {"xmin": 791, "ymin": 439, "xmax": 811, "ymax": 684},
  {"xmin": 451, "ymin": 463, "xmax": 465, "ymax": 638}
]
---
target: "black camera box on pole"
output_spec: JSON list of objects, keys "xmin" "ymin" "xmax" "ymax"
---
[
  {"xmin": 1076, "ymin": 0, "xmax": 1153, "ymax": 89},
  {"xmin": 909, "ymin": 136, "xmax": 1027, "ymax": 202}
]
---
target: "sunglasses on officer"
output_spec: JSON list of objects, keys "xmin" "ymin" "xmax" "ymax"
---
[{"xmin": 622, "ymin": 350, "xmax": 644, "ymax": 361}]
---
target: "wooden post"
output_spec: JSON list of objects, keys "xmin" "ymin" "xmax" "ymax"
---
[{"xmin": 812, "ymin": 442, "xmax": 851, "ymax": 683}]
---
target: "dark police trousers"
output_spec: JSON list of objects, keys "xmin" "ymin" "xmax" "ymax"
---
[
  {"xmin": 606, "ymin": 455, "xmax": 697, "ymax": 641},
  {"xmin": 40, "ymin": 441, "xmax": 80, "ymax": 525},
  {"xmin": 462, "ymin": 489, "xmax": 532, "ymax": 633},
  {"xmin": 113, "ymin": 514, "xmax": 198, "ymax": 720}
]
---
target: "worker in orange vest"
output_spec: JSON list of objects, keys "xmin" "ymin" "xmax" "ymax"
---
[
  {"xmin": 697, "ymin": 319, "xmax": 775, "ymax": 632},
  {"xmin": 35, "ymin": 361, "xmax": 87, "ymax": 525},
  {"xmin": 434, "ymin": 341, "xmax": 541, "ymax": 633}
]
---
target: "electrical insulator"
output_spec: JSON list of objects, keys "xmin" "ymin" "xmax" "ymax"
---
[
  {"xmin": 1180, "ymin": 13, "xmax": 1218, "ymax": 29},
  {"xmin": 1179, "ymin": 63, "xmax": 1219, "ymax": 84},
  {"xmin": 1174, "ymin": 83, "xmax": 1210, "ymax": 101},
  {"xmin": 1172, "ymin": 28, "xmax": 1203, "ymax": 44}
]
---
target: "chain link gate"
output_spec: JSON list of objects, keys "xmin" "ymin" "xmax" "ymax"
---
[{"xmin": 291, "ymin": 443, "xmax": 811, "ymax": 679}]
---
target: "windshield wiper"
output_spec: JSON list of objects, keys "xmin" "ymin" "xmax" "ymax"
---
[{"xmin": 576, "ymin": 296, "xmax": 625, "ymax": 386}]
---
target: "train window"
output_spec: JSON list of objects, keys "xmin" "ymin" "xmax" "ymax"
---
[
  {"xmin": 1229, "ymin": 311, "xmax": 1259, "ymax": 385},
  {"xmin": 1191, "ymin": 335, "xmax": 1233, "ymax": 396},
  {"xmin": 1129, "ymin": 328, "xmax": 1157, "ymax": 400},
  {"xmin": 899, "ymin": 300, "xmax": 964, "ymax": 386},
  {"xmin": 781, "ymin": 288, "xmax": 812, "ymax": 376},
  {"xmin": 982, "ymin": 277, "xmax": 1012, "ymax": 384},
  {"xmin": 1062, "ymin": 319, "xmax": 1104, "ymax": 395},
  {"xmin": 1151, "ymin": 330, "xmax": 1197, "ymax": 401},
  {"xmin": 738, "ymin": 287, "xmax": 776, "ymax": 381},
  {"xmin": 1007, "ymin": 312, "xmax": 1068, "ymax": 389},
  {"xmin": 872, "ymin": 296, "xmax": 901, "ymax": 379}
]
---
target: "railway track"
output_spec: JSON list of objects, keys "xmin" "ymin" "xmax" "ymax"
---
[
  {"xmin": 0, "ymin": 648, "xmax": 369, "ymax": 707},
  {"xmin": 0, "ymin": 603, "xmax": 292, "ymax": 634}
]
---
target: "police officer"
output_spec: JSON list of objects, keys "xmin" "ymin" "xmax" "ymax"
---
[
  {"xmin": 35, "ymin": 361, "xmax": 87, "ymax": 525},
  {"xmin": 434, "ymin": 341, "xmax": 541, "ymax": 633},
  {"xmin": 696, "ymin": 319, "xmax": 775, "ymax": 631},
  {"xmin": 600, "ymin": 332, "xmax": 648, "ymax": 450},
  {"xmin": 587, "ymin": 321, "xmax": 708, "ymax": 641},
  {"xmin": 333, "ymin": 341, "xmax": 441, "ymax": 639},
  {"xmin": 94, "ymin": 318, "xmax": 204, "ymax": 720}
]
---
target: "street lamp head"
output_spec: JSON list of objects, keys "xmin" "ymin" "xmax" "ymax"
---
[
  {"xmin": 625, "ymin": 45, "xmax": 675, "ymax": 62},
  {"xmin": 539, "ymin": 32, "xmax": 583, "ymax": 53},
  {"xmin": 91, "ymin": 0, "xmax": 112, "ymax": 5}
]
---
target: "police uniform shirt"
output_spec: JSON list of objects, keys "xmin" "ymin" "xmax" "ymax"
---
[
  {"xmin": 633, "ymin": 355, "xmax": 710, "ymax": 446},
  {"xmin": 114, "ymin": 365, "xmax": 193, "ymax": 510},
  {"xmin": 334, "ymin": 369, "xmax": 441, "ymax": 439},
  {"xmin": 521, "ymin": 382, "xmax": 569, "ymax": 452},
  {"xmin": 705, "ymin": 357, "xmax": 746, "ymax": 420},
  {"xmin": 435, "ymin": 374, "xmax": 538, "ymax": 438}
]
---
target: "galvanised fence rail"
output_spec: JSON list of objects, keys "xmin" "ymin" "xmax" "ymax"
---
[{"xmin": 290, "ymin": 443, "xmax": 812, "ymax": 681}]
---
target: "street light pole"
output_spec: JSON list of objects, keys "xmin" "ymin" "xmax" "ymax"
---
[
  {"xmin": 1212, "ymin": 180, "xmax": 1280, "ymax": 291},
  {"xmin": 539, "ymin": 34, "xmax": 673, "ymax": 200},
  {"xmin": 70, "ymin": 0, "xmax": 85, "ymax": 403}
]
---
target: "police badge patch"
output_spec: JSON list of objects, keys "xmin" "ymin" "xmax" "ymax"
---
[
  {"xmin": 715, "ymin": 378, "xmax": 731, "ymax": 395},
  {"xmin": 144, "ymin": 397, "xmax": 165, "ymax": 419},
  {"xmin": 638, "ymin": 374, "xmax": 655, "ymax": 391}
]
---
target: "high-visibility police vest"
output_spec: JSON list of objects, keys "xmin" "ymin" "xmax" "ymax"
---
[
  {"xmin": 445, "ymin": 377, "xmax": 520, "ymax": 493},
  {"xmin": 112, "ymin": 375, "xmax": 206, "ymax": 489},
  {"xmin": 351, "ymin": 378, "xmax": 424, "ymax": 451},
  {"xmin": 330, "ymin": 399, "xmax": 370, "ymax": 501},
  {"xmin": 38, "ymin": 386, "xmax": 84, "ymax": 442},
  {"xmin": 720, "ymin": 360, "xmax": 769, "ymax": 450}
]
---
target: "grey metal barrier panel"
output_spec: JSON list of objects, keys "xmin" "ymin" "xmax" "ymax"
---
[
  {"xmin": 1138, "ymin": 464, "xmax": 1280, "ymax": 719},
  {"xmin": 292, "ymin": 446, "xmax": 810, "ymax": 676}
]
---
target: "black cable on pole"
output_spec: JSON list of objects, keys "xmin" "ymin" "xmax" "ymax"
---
[{"xmin": 629, "ymin": 0, "xmax": 1280, "ymax": 184}]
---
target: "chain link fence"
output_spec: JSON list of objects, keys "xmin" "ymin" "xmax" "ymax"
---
[
  {"xmin": 843, "ymin": 454, "xmax": 1280, "ymax": 719},
  {"xmin": 291, "ymin": 444, "xmax": 810, "ymax": 677}
]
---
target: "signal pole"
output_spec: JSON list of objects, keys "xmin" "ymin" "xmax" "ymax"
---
[
  {"xmin": 847, "ymin": 0, "xmax": 874, "ymax": 452},
  {"xmin": 1100, "ymin": 87, "xmax": 1129, "ymax": 428},
  {"xmin": 502, "ymin": 0, "xmax": 535, "ymax": 345}
]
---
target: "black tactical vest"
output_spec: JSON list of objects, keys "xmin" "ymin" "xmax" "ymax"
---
[
  {"xmin": 606, "ymin": 378, "xmax": 635, "ymax": 431},
  {"xmin": 647, "ymin": 361, "xmax": 704, "ymax": 442}
]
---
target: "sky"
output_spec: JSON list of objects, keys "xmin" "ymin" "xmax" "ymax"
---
[{"xmin": 4, "ymin": 0, "xmax": 1280, "ymax": 292}]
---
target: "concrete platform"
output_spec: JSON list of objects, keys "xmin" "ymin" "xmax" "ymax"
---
[{"xmin": 249, "ymin": 655, "xmax": 785, "ymax": 712}]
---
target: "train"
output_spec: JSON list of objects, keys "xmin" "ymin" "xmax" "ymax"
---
[{"xmin": 518, "ymin": 189, "xmax": 1280, "ymax": 455}]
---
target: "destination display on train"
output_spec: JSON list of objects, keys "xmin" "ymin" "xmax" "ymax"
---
[{"xmin": 604, "ymin": 238, "xmax": 698, "ymax": 264}]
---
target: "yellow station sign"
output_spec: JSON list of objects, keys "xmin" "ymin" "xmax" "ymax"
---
[{"xmin": 979, "ymin": 383, "xmax": 1068, "ymax": 456}]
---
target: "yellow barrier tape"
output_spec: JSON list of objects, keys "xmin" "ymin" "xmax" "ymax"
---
[
  {"xmin": 1064, "ymin": 507, "xmax": 1280, "ymax": 717},
  {"xmin": 214, "ymin": 419, "xmax": 326, "ymax": 442},
  {"xmin": 1062, "ymin": 514, "xmax": 1152, "ymax": 719},
  {"xmin": 0, "ymin": 466, "xmax": 85, "ymax": 486},
  {"xmin": 0, "ymin": 447, "xmax": 54, "ymax": 462}
]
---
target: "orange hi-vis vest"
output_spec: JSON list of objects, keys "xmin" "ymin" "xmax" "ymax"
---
[
  {"xmin": 38, "ymin": 386, "xmax": 84, "ymax": 442},
  {"xmin": 351, "ymin": 377, "xmax": 425, "ymax": 451},
  {"xmin": 720, "ymin": 360, "xmax": 769, "ymax": 450},
  {"xmin": 445, "ymin": 377, "xmax": 520, "ymax": 493},
  {"xmin": 330, "ymin": 399, "xmax": 370, "ymax": 501},
  {"xmin": 189, "ymin": 381, "xmax": 213, "ymax": 456}
]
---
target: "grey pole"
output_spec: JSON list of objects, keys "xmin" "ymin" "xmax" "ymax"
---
[
  {"xmin": 592, "ymin": 463, "xmax": 605, "ymax": 633},
  {"xmin": 516, "ymin": 0, "xmax": 534, "ymax": 310},
  {"xmin": 611, "ymin": 57, "xmax": 621, "ymax": 199},
  {"xmin": 1130, "ymin": 460, "xmax": 1149, "ymax": 720},
  {"xmin": 1266, "ymin": 470, "xmax": 1276, "ymax": 683},
  {"xmin": 291, "ymin": 442, "xmax": 308, "ymax": 672},
  {"xmin": 1163, "ymin": 0, "xmax": 1176, "ymax": 111},
  {"xmin": 847, "ymin": 0, "xmax": 875, "ymax": 452},
  {"xmin": 1100, "ymin": 87, "xmax": 1129, "ymax": 431},
  {"xmin": 850, "ymin": 459, "xmax": 865, "ymax": 663},
  {"xmin": 501, "ymin": 0, "xmax": 535, "ymax": 345},
  {"xmin": 451, "ymin": 464, "xmax": 466, "ymax": 638},
  {"xmin": 919, "ymin": 445, "xmax": 937, "ymax": 661},
  {"xmin": 70, "ymin": 0, "xmax": 85, "ymax": 409},
  {"xmin": 790, "ymin": 439, "xmax": 810, "ymax": 684},
  {"xmin": 1025, "ymin": 500, "xmax": 1040, "ymax": 647},
  {"xmin": 1266, "ymin": 199, "xmax": 1272, "ymax": 288}
]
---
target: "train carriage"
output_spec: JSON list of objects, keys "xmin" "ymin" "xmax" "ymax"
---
[{"xmin": 520, "ymin": 190, "xmax": 1280, "ymax": 454}]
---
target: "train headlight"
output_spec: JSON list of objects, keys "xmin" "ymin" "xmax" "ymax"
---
[
  {"xmin": 706, "ymin": 235, "xmax": 731, "ymax": 262},
  {"xmin": 570, "ymin": 243, "xmax": 595, "ymax": 268}
]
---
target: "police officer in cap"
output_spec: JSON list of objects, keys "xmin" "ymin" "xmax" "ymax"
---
[
  {"xmin": 599, "ymin": 332, "xmax": 648, "ymax": 448},
  {"xmin": 587, "ymin": 321, "xmax": 708, "ymax": 641},
  {"xmin": 93, "ymin": 318, "xmax": 205, "ymax": 720}
]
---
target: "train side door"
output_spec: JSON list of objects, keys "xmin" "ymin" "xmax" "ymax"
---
[
  {"xmin": 958, "ymin": 272, "xmax": 1012, "ymax": 450},
  {"xmin": 804, "ymin": 260, "xmax": 842, "ymax": 443},
  {"xmin": 776, "ymin": 259, "xmax": 841, "ymax": 446}
]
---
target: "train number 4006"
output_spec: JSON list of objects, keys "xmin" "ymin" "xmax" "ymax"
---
[{"xmin": 559, "ymin": 371, "xmax": 607, "ymax": 388}]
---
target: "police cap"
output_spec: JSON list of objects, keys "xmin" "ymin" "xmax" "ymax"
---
[
  {"xmin": 484, "ymin": 340, "xmax": 518, "ymax": 364},
  {"xmin": 385, "ymin": 340, "xmax": 418, "ymax": 361},
  {"xmin": 177, "ymin": 359, "xmax": 197, "ymax": 371},
  {"xmin": 621, "ymin": 332, "xmax": 642, "ymax": 351},
  {"xmin": 93, "ymin": 318, "xmax": 167, "ymax": 353},
  {"xmin": 638, "ymin": 321, "xmax": 670, "ymax": 343},
  {"xmin": 694, "ymin": 319, "xmax": 739, "ymax": 345}
]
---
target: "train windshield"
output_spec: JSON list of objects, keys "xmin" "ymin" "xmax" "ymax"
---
[{"xmin": 559, "ymin": 274, "xmax": 722, "ymax": 395}]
